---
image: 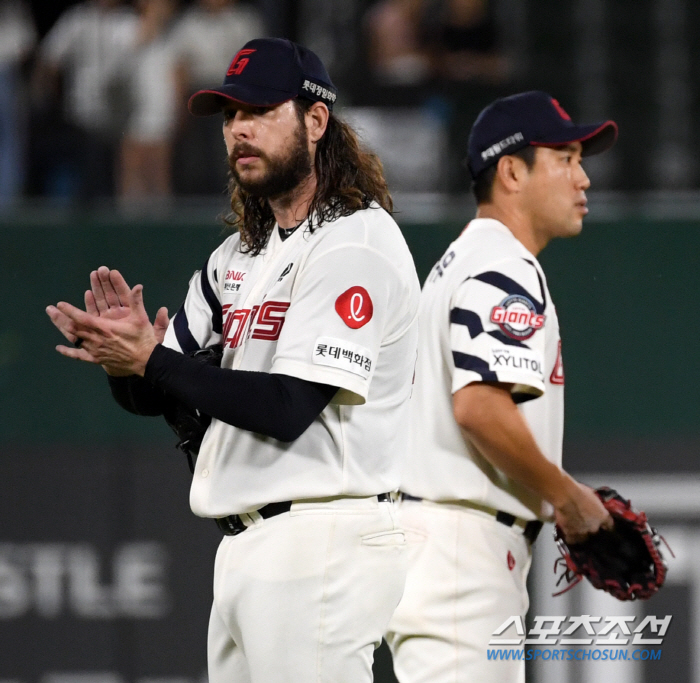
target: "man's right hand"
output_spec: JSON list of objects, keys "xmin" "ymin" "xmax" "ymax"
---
[{"xmin": 553, "ymin": 476, "xmax": 614, "ymax": 545}]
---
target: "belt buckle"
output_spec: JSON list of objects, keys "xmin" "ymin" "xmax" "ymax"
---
[{"xmin": 216, "ymin": 515, "xmax": 246, "ymax": 536}]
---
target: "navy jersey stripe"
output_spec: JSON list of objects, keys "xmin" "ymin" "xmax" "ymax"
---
[
  {"xmin": 487, "ymin": 330, "xmax": 528, "ymax": 348},
  {"xmin": 450, "ymin": 307, "xmax": 483, "ymax": 338},
  {"xmin": 200, "ymin": 257, "xmax": 222, "ymax": 334},
  {"xmin": 472, "ymin": 271, "xmax": 545, "ymax": 314},
  {"xmin": 523, "ymin": 258, "xmax": 547, "ymax": 304},
  {"xmin": 452, "ymin": 351, "xmax": 498, "ymax": 383},
  {"xmin": 173, "ymin": 305, "xmax": 201, "ymax": 353}
]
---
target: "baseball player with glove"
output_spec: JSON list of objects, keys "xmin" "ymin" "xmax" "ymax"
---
[
  {"xmin": 47, "ymin": 38, "xmax": 420, "ymax": 683},
  {"xmin": 385, "ymin": 91, "xmax": 619, "ymax": 683}
]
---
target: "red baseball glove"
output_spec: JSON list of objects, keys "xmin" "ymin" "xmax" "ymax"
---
[{"xmin": 554, "ymin": 486, "xmax": 670, "ymax": 600}]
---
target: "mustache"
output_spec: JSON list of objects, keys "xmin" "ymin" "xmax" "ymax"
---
[{"xmin": 229, "ymin": 143, "xmax": 266, "ymax": 162}]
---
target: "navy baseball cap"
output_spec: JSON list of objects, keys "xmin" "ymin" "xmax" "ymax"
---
[
  {"xmin": 188, "ymin": 38, "xmax": 338, "ymax": 116},
  {"xmin": 466, "ymin": 91, "xmax": 618, "ymax": 177}
]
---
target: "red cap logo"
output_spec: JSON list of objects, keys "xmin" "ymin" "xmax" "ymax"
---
[
  {"xmin": 227, "ymin": 49, "xmax": 256, "ymax": 76},
  {"xmin": 507, "ymin": 550, "xmax": 516, "ymax": 571},
  {"xmin": 335, "ymin": 287, "xmax": 373, "ymax": 329}
]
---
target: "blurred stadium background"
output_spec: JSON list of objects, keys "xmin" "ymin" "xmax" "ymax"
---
[{"xmin": 1, "ymin": 0, "xmax": 699, "ymax": 681}]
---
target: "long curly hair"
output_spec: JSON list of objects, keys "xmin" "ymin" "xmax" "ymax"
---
[{"xmin": 224, "ymin": 99, "xmax": 393, "ymax": 255}]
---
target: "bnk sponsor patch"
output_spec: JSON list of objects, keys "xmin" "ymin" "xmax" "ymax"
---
[{"xmin": 489, "ymin": 346, "xmax": 544, "ymax": 378}]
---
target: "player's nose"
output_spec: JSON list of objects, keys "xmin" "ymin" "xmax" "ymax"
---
[{"xmin": 576, "ymin": 163, "xmax": 591, "ymax": 190}]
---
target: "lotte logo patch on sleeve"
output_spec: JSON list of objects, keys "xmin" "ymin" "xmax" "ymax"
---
[{"xmin": 335, "ymin": 286, "xmax": 373, "ymax": 329}]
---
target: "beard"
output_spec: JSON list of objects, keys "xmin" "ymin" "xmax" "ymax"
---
[{"xmin": 228, "ymin": 122, "xmax": 312, "ymax": 199}]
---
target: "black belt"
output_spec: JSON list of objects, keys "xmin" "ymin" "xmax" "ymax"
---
[
  {"xmin": 399, "ymin": 493, "xmax": 543, "ymax": 545},
  {"xmin": 496, "ymin": 510, "xmax": 543, "ymax": 545},
  {"xmin": 216, "ymin": 493, "xmax": 392, "ymax": 536},
  {"xmin": 216, "ymin": 501, "xmax": 293, "ymax": 536}
]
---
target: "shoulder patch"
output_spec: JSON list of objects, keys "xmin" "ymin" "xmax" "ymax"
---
[
  {"xmin": 489, "ymin": 346, "xmax": 544, "ymax": 377},
  {"xmin": 490, "ymin": 294, "xmax": 545, "ymax": 340},
  {"xmin": 335, "ymin": 286, "xmax": 373, "ymax": 329},
  {"xmin": 314, "ymin": 337, "xmax": 373, "ymax": 378}
]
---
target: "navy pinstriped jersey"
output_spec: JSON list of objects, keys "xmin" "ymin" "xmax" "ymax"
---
[{"xmin": 401, "ymin": 218, "xmax": 564, "ymax": 520}]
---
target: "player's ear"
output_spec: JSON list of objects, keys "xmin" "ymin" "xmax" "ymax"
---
[
  {"xmin": 305, "ymin": 101, "xmax": 329, "ymax": 144},
  {"xmin": 495, "ymin": 154, "xmax": 529, "ymax": 193}
]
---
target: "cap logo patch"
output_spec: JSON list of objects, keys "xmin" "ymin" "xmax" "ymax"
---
[
  {"xmin": 227, "ymin": 49, "xmax": 256, "ymax": 76},
  {"xmin": 480, "ymin": 132, "xmax": 524, "ymax": 161},
  {"xmin": 551, "ymin": 98, "xmax": 571, "ymax": 121},
  {"xmin": 335, "ymin": 287, "xmax": 373, "ymax": 329}
]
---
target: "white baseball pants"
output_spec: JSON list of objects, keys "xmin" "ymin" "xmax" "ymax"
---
[
  {"xmin": 386, "ymin": 498, "xmax": 532, "ymax": 683},
  {"xmin": 208, "ymin": 496, "xmax": 407, "ymax": 683}
]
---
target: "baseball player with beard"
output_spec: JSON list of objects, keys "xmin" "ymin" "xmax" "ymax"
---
[
  {"xmin": 385, "ymin": 92, "xmax": 618, "ymax": 683},
  {"xmin": 47, "ymin": 38, "xmax": 419, "ymax": 683}
]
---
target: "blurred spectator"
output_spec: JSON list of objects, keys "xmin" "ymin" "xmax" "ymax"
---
[
  {"xmin": 118, "ymin": 0, "xmax": 179, "ymax": 204},
  {"xmin": 417, "ymin": 0, "xmax": 512, "ymax": 192},
  {"xmin": 31, "ymin": 0, "xmax": 138, "ymax": 200},
  {"xmin": 0, "ymin": 0, "xmax": 35, "ymax": 207},
  {"xmin": 364, "ymin": 0, "xmax": 429, "ymax": 86},
  {"xmin": 172, "ymin": 0, "xmax": 262, "ymax": 91},
  {"xmin": 170, "ymin": 0, "xmax": 264, "ymax": 195},
  {"xmin": 427, "ymin": 0, "xmax": 509, "ymax": 84}
]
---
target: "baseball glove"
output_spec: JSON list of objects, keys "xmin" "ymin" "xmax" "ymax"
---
[
  {"xmin": 162, "ymin": 344, "xmax": 223, "ymax": 472},
  {"xmin": 553, "ymin": 486, "xmax": 670, "ymax": 601}
]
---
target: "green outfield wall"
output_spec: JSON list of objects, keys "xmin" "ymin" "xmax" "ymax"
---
[{"xmin": 2, "ymin": 214, "xmax": 698, "ymax": 451}]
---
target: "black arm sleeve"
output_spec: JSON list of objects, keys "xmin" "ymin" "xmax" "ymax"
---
[
  {"xmin": 108, "ymin": 374, "xmax": 167, "ymax": 416},
  {"xmin": 108, "ymin": 345, "xmax": 338, "ymax": 442}
]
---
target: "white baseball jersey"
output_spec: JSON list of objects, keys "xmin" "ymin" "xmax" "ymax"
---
[
  {"xmin": 163, "ymin": 205, "xmax": 420, "ymax": 517},
  {"xmin": 401, "ymin": 217, "xmax": 564, "ymax": 520}
]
